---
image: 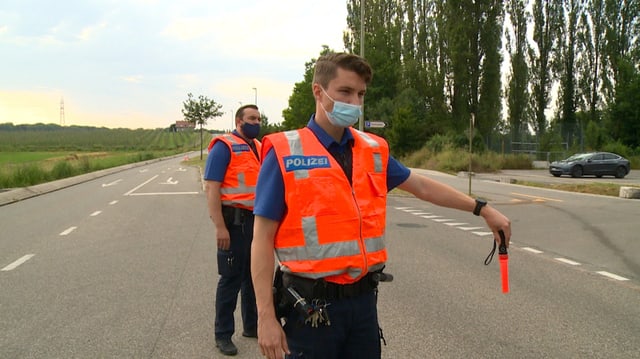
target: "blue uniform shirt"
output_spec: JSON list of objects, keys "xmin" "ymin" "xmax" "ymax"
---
[{"xmin": 254, "ymin": 116, "xmax": 411, "ymax": 221}]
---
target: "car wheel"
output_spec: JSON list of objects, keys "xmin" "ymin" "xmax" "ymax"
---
[
  {"xmin": 615, "ymin": 166, "xmax": 627, "ymax": 178},
  {"xmin": 552, "ymin": 173, "xmax": 561, "ymax": 177},
  {"xmin": 571, "ymin": 166, "xmax": 583, "ymax": 178}
]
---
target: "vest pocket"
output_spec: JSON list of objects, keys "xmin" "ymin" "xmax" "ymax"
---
[{"xmin": 367, "ymin": 172, "xmax": 387, "ymax": 197}]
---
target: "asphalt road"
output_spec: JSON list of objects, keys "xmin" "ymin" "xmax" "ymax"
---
[{"xmin": 1, "ymin": 158, "xmax": 638, "ymax": 358}]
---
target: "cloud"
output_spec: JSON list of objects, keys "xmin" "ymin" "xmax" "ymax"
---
[
  {"xmin": 121, "ymin": 75, "xmax": 144, "ymax": 84},
  {"xmin": 0, "ymin": 0, "xmax": 349, "ymax": 131}
]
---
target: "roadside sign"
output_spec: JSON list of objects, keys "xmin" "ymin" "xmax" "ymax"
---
[{"xmin": 365, "ymin": 121, "xmax": 386, "ymax": 128}]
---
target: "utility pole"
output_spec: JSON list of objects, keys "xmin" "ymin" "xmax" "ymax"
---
[
  {"xmin": 59, "ymin": 97, "xmax": 65, "ymax": 126},
  {"xmin": 468, "ymin": 113, "xmax": 474, "ymax": 195},
  {"xmin": 252, "ymin": 87, "xmax": 257, "ymax": 106}
]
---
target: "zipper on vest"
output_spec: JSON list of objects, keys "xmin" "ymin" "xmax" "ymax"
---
[{"xmin": 351, "ymin": 186, "xmax": 368, "ymax": 278}]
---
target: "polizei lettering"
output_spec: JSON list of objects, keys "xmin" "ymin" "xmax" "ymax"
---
[
  {"xmin": 231, "ymin": 144, "xmax": 250, "ymax": 153},
  {"xmin": 283, "ymin": 155, "xmax": 331, "ymax": 172}
]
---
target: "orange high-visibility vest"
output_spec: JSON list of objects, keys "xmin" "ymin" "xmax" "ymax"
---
[
  {"xmin": 208, "ymin": 133, "xmax": 261, "ymax": 210},
  {"xmin": 263, "ymin": 127, "xmax": 389, "ymax": 284}
]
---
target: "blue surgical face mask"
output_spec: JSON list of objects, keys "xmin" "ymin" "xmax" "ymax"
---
[
  {"xmin": 241, "ymin": 122, "xmax": 260, "ymax": 139},
  {"xmin": 320, "ymin": 87, "xmax": 362, "ymax": 127}
]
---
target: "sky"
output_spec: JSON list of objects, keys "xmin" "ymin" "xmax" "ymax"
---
[{"xmin": 0, "ymin": 0, "xmax": 349, "ymax": 131}]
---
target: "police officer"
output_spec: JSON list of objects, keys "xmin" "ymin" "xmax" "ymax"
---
[
  {"xmin": 251, "ymin": 53, "xmax": 512, "ymax": 359},
  {"xmin": 204, "ymin": 104, "xmax": 261, "ymax": 356}
]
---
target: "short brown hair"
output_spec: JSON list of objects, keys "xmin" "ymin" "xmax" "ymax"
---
[
  {"xmin": 312, "ymin": 52, "xmax": 373, "ymax": 88},
  {"xmin": 236, "ymin": 104, "xmax": 259, "ymax": 120}
]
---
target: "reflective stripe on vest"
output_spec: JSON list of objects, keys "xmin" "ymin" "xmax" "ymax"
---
[
  {"xmin": 266, "ymin": 127, "xmax": 389, "ymax": 284},
  {"xmin": 210, "ymin": 134, "xmax": 260, "ymax": 210}
]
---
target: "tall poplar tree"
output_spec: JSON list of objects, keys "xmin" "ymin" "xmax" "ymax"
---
[
  {"xmin": 505, "ymin": 0, "xmax": 531, "ymax": 143},
  {"xmin": 557, "ymin": 0, "xmax": 583, "ymax": 148},
  {"xmin": 529, "ymin": 0, "xmax": 563, "ymax": 140}
]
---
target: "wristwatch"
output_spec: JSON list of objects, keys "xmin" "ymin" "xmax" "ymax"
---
[{"xmin": 473, "ymin": 198, "xmax": 487, "ymax": 216}]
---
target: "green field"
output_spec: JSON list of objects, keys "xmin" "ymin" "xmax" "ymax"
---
[{"xmin": 0, "ymin": 123, "xmax": 205, "ymax": 188}]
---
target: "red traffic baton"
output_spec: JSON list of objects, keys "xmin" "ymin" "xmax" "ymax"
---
[
  {"xmin": 484, "ymin": 229, "xmax": 509, "ymax": 293},
  {"xmin": 498, "ymin": 230, "xmax": 509, "ymax": 293}
]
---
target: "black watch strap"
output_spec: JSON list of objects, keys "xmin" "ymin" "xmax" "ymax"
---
[{"xmin": 473, "ymin": 199, "xmax": 487, "ymax": 216}]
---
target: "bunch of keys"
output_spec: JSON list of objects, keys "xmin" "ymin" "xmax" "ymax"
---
[{"xmin": 304, "ymin": 299, "xmax": 331, "ymax": 327}]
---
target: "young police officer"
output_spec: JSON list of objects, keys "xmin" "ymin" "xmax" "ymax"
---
[
  {"xmin": 251, "ymin": 53, "xmax": 512, "ymax": 359},
  {"xmin": 204, "ymin": 104, "xmax": 261, "ymax": 356}
]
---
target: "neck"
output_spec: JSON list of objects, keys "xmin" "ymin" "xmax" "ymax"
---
[{"xmin": 315, "ymin": 111, "xmax": 345, "ymax": 143}]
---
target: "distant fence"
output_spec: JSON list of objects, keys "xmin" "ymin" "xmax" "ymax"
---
[{"xmin": 510, "ymin": 142, "xmax": 568, "ymax": 162}]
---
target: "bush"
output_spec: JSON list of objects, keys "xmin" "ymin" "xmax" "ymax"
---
[{"xmin": 51, "ymin": 161, "xmax": 77, "ymax": 179}]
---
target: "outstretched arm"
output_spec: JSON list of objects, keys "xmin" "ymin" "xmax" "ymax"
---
[{"xmin": 397, "ymin": 171, "xmax": 511, "ymax": 246}]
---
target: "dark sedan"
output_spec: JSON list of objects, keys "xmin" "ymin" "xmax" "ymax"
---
[{"xmin": 549, "ymin": 152, "xmax": 631, "ymax": 178}]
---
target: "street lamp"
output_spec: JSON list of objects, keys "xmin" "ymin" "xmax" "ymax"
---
[{"xmin": 252, "ymin": 87, "xmax": 257, "ymax": 106}]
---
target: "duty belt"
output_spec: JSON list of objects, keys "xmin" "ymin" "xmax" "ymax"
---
[{"xmin": 282, "ymin": 272, "xmax": 378, "ymax": 300}]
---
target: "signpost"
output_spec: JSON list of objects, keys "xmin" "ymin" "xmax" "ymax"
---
[{"xmin": 365, "ymin": 121, "xmax": 386, "ymax": 128}]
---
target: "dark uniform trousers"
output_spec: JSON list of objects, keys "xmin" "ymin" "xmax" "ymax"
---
[
  {"xmin": 283, "ymin": 290, "xmax": 381, "ymax": 359},
  {"xmin": 215, "ymin": 208, "xmax": 257, "ymax": 340}
]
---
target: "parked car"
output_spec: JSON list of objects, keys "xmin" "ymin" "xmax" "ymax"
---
[{"xmin": 549, "ymin": 152, "xmax": 631, "ymax": 178}]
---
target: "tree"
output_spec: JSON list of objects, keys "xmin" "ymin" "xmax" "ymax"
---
[
  {"xmin": 281, "ymin": 47, "xmax": 332, "ymax": 130},
  {"xmin": 557, "ymin": 0, "xmax": 583, "ymax": 149},
  {"xmin": 505, "ymin": 0, "xmax": 531, "ymax": 144},
  {"xmin": 530, "ymin": 0, "xmax": 563, "ymax": 143},
  {"xmin": 181, "ymin": 93, "xmax": 223, "ymax": 159}
]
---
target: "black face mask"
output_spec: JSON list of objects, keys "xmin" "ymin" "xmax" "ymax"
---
[{"xmin": 241, "ymin": 122, "xmax": 260, "ymax": 139}]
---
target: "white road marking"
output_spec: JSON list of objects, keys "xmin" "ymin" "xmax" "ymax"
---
[
  {"xmin": 555, "ymin": 258, "xmax": 581, "ymax": 266},
  {"xmin": 596, "ymin": 271, "xmax": 629, "ymax": 281},
  {"xmin": 457, "ymin": 226, "xmax": 483, "ymax": 231},
  {"xmin": 522, "ymin": 247, "xmax": 543, "ymax": 254},
  {"xmin": 511, "ymin": 192, "xmax": 563, "ymax": 202},
  {"xmin": 90, "ymin": 211, "xmax": 102, "ymax": 217},
  {"xmin": 60, "ymin": 226, "xmax": 77, "ymax": 236},
  {"xmin": 139, "ymin": 169, "xmax": 148, "ymax": 173},
  {"xmin": 1, "ymin": 254, "xmax": 35, "ymax": 271},
  {"xmin": 109, "ymin": 200, "xmax": 118, "ymax": 205},
  {"xmin": 161, "ymin": 177, "xmax": 179, "ymax": 185},
  {"xmin": 101, "ymin": 179, "xmax": 122, "ymax": 187},
  {"xmin": 396, "ymin": 205, "xmax": 635, "ymax": 286},
  {"xmin": 124, "ymin": 175, "xmax": 158, "ymax": 196},
  {"xmin": 472, "ymin": 231, "xmax": 493, "ymax": 236}
]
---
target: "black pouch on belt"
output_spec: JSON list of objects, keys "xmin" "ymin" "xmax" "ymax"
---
[{"xmin": 221, "ymin": 205, "xmax": 235, "ymax": 228}]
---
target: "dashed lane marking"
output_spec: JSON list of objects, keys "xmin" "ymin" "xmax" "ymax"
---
[
  {"xmin": 555, "ymin": 258, "xmax": 581, "ymax": 266},
  {"xmin": 457, "ymin": 226, "xmax": 483, "ymax": 231},
  {"xmin": 90, "ymin": 211, "xmax": 102, "ymax": 217},
  {"xmin": 472, "ymin": 231, "xmax": 493, "ymax": 236},
  {"xmin": 60, "ymin": 226, "xmax": 77, "ymax": 236},
  {"xmin": 597, "ymin": 271, "xmax": 629, "ymax": 281},
  {"xmin": 393, "ymin": 206, "xmax": 635, "ymax": 286},
  {"xmin": 522, "ymin": 247, "xmax": 543, "ymax": 254},
  {"xmin": 2, "ymin": 254, "xmax": 35, "ymax": 271}
]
